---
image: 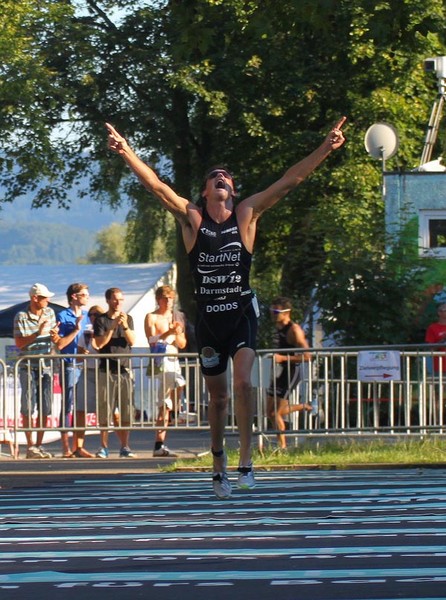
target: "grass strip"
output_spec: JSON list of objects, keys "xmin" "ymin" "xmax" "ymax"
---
[{"xmin": 166, "ymin": 437, "xmax": 446, "ymax": 471}]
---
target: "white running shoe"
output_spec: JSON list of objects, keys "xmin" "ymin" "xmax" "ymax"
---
[
  {"xmin": 153, "ymin": 445, "xmax": 177, "ymax": 457},
  {"xmin": 237, "ymin": 464, "xmax": 256, "ymax": 490},
  {"xmin": 212, "ymin": 449, "xmax": 232, "ymax": 500},
  {"xmin": 38, "ymin": 446, "xmax": 53, "ymax": 458},
  {"xmin": 212, "ymin": 472, "xmax": 232, "ymax": 500},
  {"xmin": 26, "ymin": 446, "xmax": 48, "ymax": 459}
]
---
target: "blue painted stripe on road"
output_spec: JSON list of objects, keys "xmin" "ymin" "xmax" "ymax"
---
[
  {"xmin": 2, "ymin": 567, "xmax": 446, "ymax": 584},
  {"xmin": 1, "ymin": 475, "xmax": 445, "ymax": 494},
  {"xmin": 2, "ymin": 498, "xmax": 446, "ymax": 517},
  {"xmin": 1, "ymin": 544, "xmax": 446, "ymax": 560},
  {"xmin": 1, "ymin": 526, "xmax": 446, "ymax": 543},
  {"xmin": 3, "ymin": 513, "xmax": 446, "ymax": 531},
  {"xmin": 3, "ymin": 484, "xmax": 446, "ymax": 503}
]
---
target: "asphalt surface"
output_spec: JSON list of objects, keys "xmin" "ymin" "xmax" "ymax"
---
[
  {"xmin": 1, "ymin": 465, "xmax": 446, "ymax": 599},
  {"xmin": 0, "ymin": 429, "xmax": 216, "ymax": 488},
  {"xmin": 3, "ymin": 429, "xmax": 446, "ymax": 599}
]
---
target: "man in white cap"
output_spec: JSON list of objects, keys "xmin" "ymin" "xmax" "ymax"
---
[{"xmin": 14, "ymin": 283, "xmax": 58, "ymax": 458}]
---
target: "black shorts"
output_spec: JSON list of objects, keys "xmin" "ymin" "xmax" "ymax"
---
[
  {"xmin": 195, "ymin": 296, "xmax": 258, "ymax": 376},
  {"xmin": 268, "ymin": 362, "xmax": 301, "ymax": 399}
]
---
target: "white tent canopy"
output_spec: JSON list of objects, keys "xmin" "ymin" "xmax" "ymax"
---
[{"xmin": 0, "ymin": 262, "xmax": 174, "ymax": 350}]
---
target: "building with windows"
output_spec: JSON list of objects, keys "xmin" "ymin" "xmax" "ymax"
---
[{"xmin": 385, "ymin": 171, "xmax": 446, "ymax": 259}]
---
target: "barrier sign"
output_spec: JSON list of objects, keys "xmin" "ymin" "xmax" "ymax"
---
[{"xmin": 357, "ymin": 350, "xmax": 401, "ymax": 382}]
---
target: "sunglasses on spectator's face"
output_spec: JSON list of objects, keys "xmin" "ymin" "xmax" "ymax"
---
[
  {"xmin": 207, "ymin": 169, "xmax": 233, "ymax": 180},
  {"xmin": 270, "ymin": 308, "xmax": 290, "ymax": 314}
]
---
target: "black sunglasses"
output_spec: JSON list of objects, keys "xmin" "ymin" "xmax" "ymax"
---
[{"xmin": 207, "ymin": 169, "xmax": 233, "ymax": 180}]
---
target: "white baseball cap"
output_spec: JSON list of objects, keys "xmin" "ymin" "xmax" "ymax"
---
[{"xmin": 29, "ymin": 283, "xmax": 55, "ymax": 298}]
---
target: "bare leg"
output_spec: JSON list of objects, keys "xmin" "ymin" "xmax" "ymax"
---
[
  {"xmin": 61, "ymin": 431, "xmax": 71, "ymax": 456},
  {"xmin": 22, "ymin": 416, "xmax": 33, "ymax": 448},
  {"xmin": 154, "ymin": 377, "xmax": 172, "ymax": 445},
  {"xmin": 117, "ymin": 429, "xmax": 130, "ymax": 448},
  {"xmin": 100, "ymin": 429, "xmax": 109, "ymax": 449},
  {"xmin": 154, "ymin": 405, "xmax": 169, "ymax": 444},
  {"xmin": 272, "ymin": 398, "xmax": 312, "ymax": 449},
  {"xmin": 72, "ymin": 411, "xmax": 94, "ymax": 457},
  {"xmin": 205, "ymin": 371, "xmax": 229, "ymax": 473},
  {"xmin": 274, "ymin": 399, "xmax": 289, "ymax": 449},
  {"xmin": 232, "ymin": 348, "xmax": 256, "ymax": 467},
  {"xmin": 35, "ymin": 427, "xmax": 45, "ymax": 448},
  {"xmin": 266, "ymin": 394, "xmax": 277, "ymax": 428},
  {"xmin": 74, "ymin": 411, "xmax": 85, "ymax": 448}
]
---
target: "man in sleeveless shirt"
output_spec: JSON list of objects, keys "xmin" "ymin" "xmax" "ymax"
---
[
  {"xmin": 266, "ymin": 296, "xmax": 313, "ymax": 450},
  {"xmin": 144, "ymin": 285, "xmax": 187, "ymax": 457},
  {"xmin": 106, "ymin": 117, "xmax": 346, "ymax": 499}
]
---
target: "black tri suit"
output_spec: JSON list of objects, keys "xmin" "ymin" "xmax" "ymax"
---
[
  {"xmin": 267, "ymin": 321, "xmax": 302, "ymax": 399},
  {"xmin": 188, "ymin": 205, "xmax": 259, "ymax": 376}
]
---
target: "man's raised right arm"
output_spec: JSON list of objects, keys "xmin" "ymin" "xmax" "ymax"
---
[{"xmin": 105, "ymin": 123, "xmax": 189, "ymax": 220}]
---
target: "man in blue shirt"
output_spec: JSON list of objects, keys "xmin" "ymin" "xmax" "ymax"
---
[{"xmin": 55, "ymin": 282, "xmax": 94, "ymax": 457}]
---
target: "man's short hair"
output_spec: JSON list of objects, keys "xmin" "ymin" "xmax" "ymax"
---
[
  {"xmin": 271, "ymin": 296, "xmax": 292, "ymax": 311},
  {"xmin": 155, "ymin": 285, "xmax": 175, "ymax": 300},
  {"xmin": 66, "ymin": 283, "xmax": 88, "ymax": 304},
  {"xmin": 105, "ymin": 287, "xmax": 122, "ymax": 300}
]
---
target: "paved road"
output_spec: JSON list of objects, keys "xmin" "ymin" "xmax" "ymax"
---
[
  {"xmin": 1, "ymin": 466, "xmax": 446, "ymax": 599},
  {"xmin": 0, "ymin": 429, "xmax": 214, "ymax": 487}
]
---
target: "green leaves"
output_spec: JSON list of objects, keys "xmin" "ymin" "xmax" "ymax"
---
[{"xmin": 0, "ymin": 0, "xmax": 445, "ymax": 339}]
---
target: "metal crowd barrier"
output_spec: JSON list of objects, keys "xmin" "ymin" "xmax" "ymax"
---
[
  {"xmin": 1, "ymin": 345, "xmax": 446, "ymax": 455},
  {"xmin": 256, "ymin": 346, "xmax": 446, "ymax": 440}
]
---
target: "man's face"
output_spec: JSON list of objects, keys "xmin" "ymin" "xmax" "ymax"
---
[
  {"xmin": 74, "ymin": 288, "xmax": 90, "ymax": 307},
  {"xmin": 32, "ymin": 294, "xmax": 50, "ymax": 309},
  {"xmin": 269, "ymin": 305, "xmax": 290, "ymax": 325},
  {"xmin": 157, "ymin": 293, "xmax": 174, "ymax": 310},
  {"xmin": 438, "ymin": 305, "xmax": 446, "ymax": 319},
  {"xmin": 107, "ymin": 292, "xmax": 124, "ymax": 312},
  {"xmin": 203, "ymin": 169, "xmax": 235, "ymax": 199}
]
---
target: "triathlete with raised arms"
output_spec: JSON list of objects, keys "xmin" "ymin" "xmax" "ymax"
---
[{"xmin": 106, "ymin": 116, "xmax": 346, "ymax": 499}]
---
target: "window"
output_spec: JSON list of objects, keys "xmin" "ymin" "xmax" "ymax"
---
[{"xmin": 419, "ymin": 210, "xmax": 446, "ymax": 258}]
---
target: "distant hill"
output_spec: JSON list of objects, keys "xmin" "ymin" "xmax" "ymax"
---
[
  {"xmin": 0, "ymin": 194, "xmax": 130, "ymax": 231},
  {"xmin": 0, "ymin": 193, "xmax": 130, "ymax": 264},
  {"xmin": 0, "ymin": 221, "xmax": 96, "ymax": 264}
]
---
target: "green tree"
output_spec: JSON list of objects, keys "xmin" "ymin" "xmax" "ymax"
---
[
  {"xmin": 1, "ymin": 0, "xmax": 445, "ymax": 330},
  {"xmin": 82, "ymin": 222, "xmax": 127, "ymax": 263},
  {"xmin": 316, "ymin": 249, "xmax": 426, "ymax": 346}
]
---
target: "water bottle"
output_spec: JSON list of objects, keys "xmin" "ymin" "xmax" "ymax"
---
[{"xmin": 83, "ymin": 323, "xmax": 93, "ymax": 348}]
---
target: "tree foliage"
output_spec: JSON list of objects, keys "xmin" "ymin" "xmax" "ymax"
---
[
  {"xmin": 1, "ymin": 0, "xmax": 445, "ymax": 337},
  {"xmin": 82, "ymin": 222, "xmax": 127, "ymax": 263}
]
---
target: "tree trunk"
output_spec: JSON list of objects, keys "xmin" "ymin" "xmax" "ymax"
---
[{"xmin": 170, "ymin": 90, "xmax": 196, "ymax": 322}]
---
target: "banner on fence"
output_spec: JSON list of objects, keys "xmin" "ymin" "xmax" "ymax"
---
[{"xmin": 357, "ymin": 350, "xmax": 401, "ymax": 382}]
